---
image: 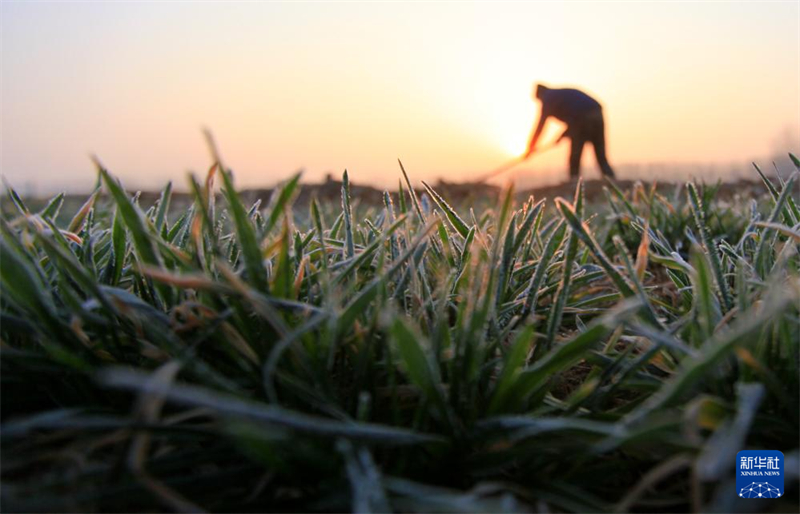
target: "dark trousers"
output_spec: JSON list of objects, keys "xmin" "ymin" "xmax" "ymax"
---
[{"xmin": 568, "ymin": 108, "xmax": 615, "ymax": 179}]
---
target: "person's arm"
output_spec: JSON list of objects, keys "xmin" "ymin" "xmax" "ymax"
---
[{"xmin": 525, "ymin": 108, "xmax": 549, "ymax": 157}]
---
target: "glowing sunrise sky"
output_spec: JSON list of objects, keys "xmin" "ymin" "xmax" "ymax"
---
[{"xmin": 1, "ymin": 1, "xmax": 799, "ymax": 192}]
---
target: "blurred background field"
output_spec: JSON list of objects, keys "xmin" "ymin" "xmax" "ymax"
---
[{"xmin": 2, "ymin": 174, "xmax": 783, "ymax": 230}]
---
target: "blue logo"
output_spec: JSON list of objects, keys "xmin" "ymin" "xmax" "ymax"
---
[{"xmin": 736, "ymin": 450, "xmax": 784, "ymax": 499}]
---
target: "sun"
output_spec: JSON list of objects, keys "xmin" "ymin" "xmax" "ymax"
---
[
  {"xmin": 494, "ymin": 120, "xmax": 533, "ymax": 156},
  {"xmin": 481, "ymin": 93, "xmax": 533, "ymax": 156},
  {"xmin": 478, "ymin": 83, "xmax": 537, "ymax": 157},
  {"xmin": 487, "ymin": 98, "xmax": 571, "ymax": 157}
]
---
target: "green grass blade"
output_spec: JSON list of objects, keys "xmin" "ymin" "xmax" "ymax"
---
[
  {"xmin": 99, "ymin": 168, "xmax": 161, "ymax": 268},
  {"xmin": 556, "ymin": 198, "xmax": 635, "ymax": 298},
  {"xmin": 398, "ymin": 159, "xmax": 425, "ymax": 223},
  {"xmin": 263, "ymin": 172, "xmax": 302, "ymax": 237},
  {"xmin": 686, "ymin": 183, "xmax": 733, "ymax": 311},
  {"xmin": 220, "ymin": 169, "xmax": 269, "ymax": 292},
  {"xmin": 421, "ymin": 181, "xmax": 470, "ymax": 238},
  {"xmin": 40, "ymin": 193, "xmax": 65, "ymax": 220},
  {"xmin": 342, "ymin": 170, "xmax": 355, "ymax": 259},
  {"xmin": 154, "ymin": 180, "xmax": 172, "ymax": 231},
  {"xmin": 520, "ymin": 220, "xmax": 565, "ymax": 323},
  {"xmin": 389, "ymin": 317, "xmax": 452, "ymax": 428}
]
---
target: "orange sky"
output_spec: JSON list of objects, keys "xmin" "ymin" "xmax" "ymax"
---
[{"xmin": 2, "ymin": 1, "xmax": 799, "ymax": 193}]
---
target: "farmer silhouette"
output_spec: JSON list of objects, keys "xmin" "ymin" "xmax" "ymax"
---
[{"xmin": 525, "ymin": 84, "xmax": 615, "ymax": 179}]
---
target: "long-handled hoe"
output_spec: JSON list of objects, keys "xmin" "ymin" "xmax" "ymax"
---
[{"xmin": 476, "ymin": 137, "xmax": 563, "ymax": 183}]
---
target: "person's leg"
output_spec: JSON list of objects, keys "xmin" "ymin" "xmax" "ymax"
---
[
  {"xmin": 569, "ymin": 136, "xmax": 585, "ymax": 180},
  {"xmin": 591, "ymin": 114, "xmax": 616, "ymax": 178}
]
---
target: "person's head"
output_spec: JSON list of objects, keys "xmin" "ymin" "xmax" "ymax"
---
[{"xmin": 534, "ymin": 83, "xmax": 549, "ymax": 100}]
